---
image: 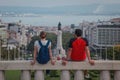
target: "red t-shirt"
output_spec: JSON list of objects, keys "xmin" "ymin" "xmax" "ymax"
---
[{"xmin": 69, "ymin": 38, "xmax": 88, "ymax": 61}]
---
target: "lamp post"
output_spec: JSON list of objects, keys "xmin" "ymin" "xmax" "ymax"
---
[
  {"xmin": 6, "ymin": 43, "xmax": 10, "ymax": 60},
  {"xmin": 0, "ymin": 37, "xmax": 4, "ymax": 60},
  {"xmin": 0, "ymin": 38, "xmax": 1, "ymax": 60}
]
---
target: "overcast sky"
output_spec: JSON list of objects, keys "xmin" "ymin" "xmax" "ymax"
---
[
  {"xmin": 0, "ymin": 0, "xmax": 120, "ymax": 26},
  {"xmin": 0, "ymin": 0, "xmax": 120, "ymax": 7},
  {"xmin": 0, "ymin": 0, "xmax": 120, "ymax": 15}
]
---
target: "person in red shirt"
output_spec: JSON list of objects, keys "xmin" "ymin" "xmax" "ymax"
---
[
  {"xmin": 67, "ymin": 29, "xmax": 94, "ymax": 64},
  {"xmin": 66, "ymin": 29, "xmax": 94, "ymax": 78}
]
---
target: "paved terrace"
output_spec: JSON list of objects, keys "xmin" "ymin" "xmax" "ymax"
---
[{"xmin": 0, "ymin": 60, "xmax": 120, "ymax": 80}]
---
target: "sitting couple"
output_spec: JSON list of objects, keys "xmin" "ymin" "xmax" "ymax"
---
[{"xmin": 31, "ymin": 29, "xmax": 94, "ymax": 66}]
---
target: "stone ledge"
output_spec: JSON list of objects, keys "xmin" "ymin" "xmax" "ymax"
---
[{"xmin": 0, "ymin": 60, "xmax": 120, "ymax": 70}]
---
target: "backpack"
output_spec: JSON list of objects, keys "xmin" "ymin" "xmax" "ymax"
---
[{"xmin": 36, "ymin": 40, "xmax": 50, "ymax": 64}]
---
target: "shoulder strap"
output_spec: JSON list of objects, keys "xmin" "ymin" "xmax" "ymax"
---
[
  {"xmin": 38, "ymin": 40, "xmax": 50, "ymax": 47},
  {"xmin": 46, "ymin": 40, "xmax": 50, "ymax": 47},
  {"xmin": 38, "ymin": 40, "xmax": 43, "ymax": 47}
]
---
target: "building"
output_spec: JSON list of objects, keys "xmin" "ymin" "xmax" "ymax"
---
[
  {"xmin": 7, "ymin": 22, "xmax": 28, "ymax": 46},
  {"xmin": 94, "ymin": 25, "xmax": 120, "ymax": 47},
  {"xmin": 0, "ymin": 23, "xmax": 7, "ymax": 40},
  {"xmin": 80, "ymin": 19, "xmax": 120, "ymax": 60},
  {"xmin": 80, "ymin": 20, "xmax": 120, "ymax": 47},
  {"xmin": 88, "ymin": 20, "xmax": 120, "ymax": 47}
]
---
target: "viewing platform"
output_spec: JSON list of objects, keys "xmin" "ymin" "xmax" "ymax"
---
[{"xmin": 0, "ymin": 60, "xmax": 120, "ymax": 80}]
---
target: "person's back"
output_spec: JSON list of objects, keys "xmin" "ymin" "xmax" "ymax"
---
[
  {"xmin": 66, "ymin": 29, "xmax": 95, "ymax": 79},
  {"xmin": 31, "ymin": 31, "xmax": 55, "ymax": 65},
  {"xmin": 71, "ymin": 38, "xmax": 87, "ymax": 61},
  {"xmin": 67, "ymin": 29, "xmax": 94, "ymax": 65},
  {"xmin": 36, "ymin": 40, "xmax": 50, "ymax": 64}
]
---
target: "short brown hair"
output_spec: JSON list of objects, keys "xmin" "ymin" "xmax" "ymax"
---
[{"xmin": 40, "ymin": 31, "xmax": 46, "ymax": 39}]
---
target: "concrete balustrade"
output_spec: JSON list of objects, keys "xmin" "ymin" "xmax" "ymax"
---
[
  {"xmin": 0, "ymin": 60, "xmax": 120, "ymax": 80},
  {"xmin": 61, "ymin": 70, "xmax": 70, "ymax": 80},
  {"xmin": 35, "ymin": 70, "xmax": 44, "ymax": 80},
  {"xmin": 74, "ymin": 70, "xmax": 84, "ymax": 80},
  {"xmin": 114, "ymin": 70, "xmax": 120, "ymax": 80},
  {"xmin": 21, "ymin": 70, "xmax": 31, "ymax": 80},
  {"xmin": 100, "ymin": 71, "xmax": 110, "ymax": 80},
  {"xmin": 0, "ymin": 70, "xmax": 5, "ymax": 80}
]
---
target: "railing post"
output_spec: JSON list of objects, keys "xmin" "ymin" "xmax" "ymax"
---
[
  {"xmin": 114, "ymin": 70, "xmax": 120, "ymax": 80},
  {"xmin": 100, "ymin": 70, "xmax": 110, "ymax": 80},
  {"xmin": 21, "ymin": 70, "xmax": 31, "ymax": 80},
  {"xmin": 74, "ymin": 70, "xmax": 84, "ymax": 80},
  {"xmin": 0, "ymin": 70, "xmax": 5, "ymax": 80},
  {"xmin": 35, "ymin": 70, "xmax": 44, "ymax": 80},
  {"xmin": 61, "ymin": 70, "xmax": 70, "ymax": 80}
]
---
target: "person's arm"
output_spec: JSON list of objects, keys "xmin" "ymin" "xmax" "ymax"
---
[
  {"xmin": 85, "ymin": 46, "xmax": 94, "ymax": 65},
  {"xmin": 61, "ymin": 48, "xmax": 72, "ymax": 66},
  {"xmin": 48, "ymin": 47, "xmax": 53, "ymax": 60},
  {"xmin": 67, "ymin": 38, "xmax": 74, "ymax": 60},
  {"xmin": 62, "ymin": 38, "xmax": 73, "ymax": 66},
  {"xmin": 48, "ymin": 43, "xmax": 55, "ymax": 65},
  {"xmin": 67, "ymin": 48, "xmax": 72, "ymax": 60},
  {"xmin": 31, "ymin": 46, "xmax": 38, "ymax": 65}
]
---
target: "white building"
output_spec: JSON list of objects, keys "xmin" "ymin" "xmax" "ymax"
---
[
  {"xmin": 80, "ymin": 20, "xmax": 120, "ymax": 47},
  {"xmin": 0, "ymin": 23, "xmax": 8, "ymax": 39},
  {"xmin": 80, "ymin": 19, "xmax": 120, "ymax": 60},
  {"xmin": 89, "ymin": 23, "xmax": 120, "ymax": 47}
]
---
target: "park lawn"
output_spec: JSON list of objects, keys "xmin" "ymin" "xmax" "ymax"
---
[
  {"xmin": 5, "ymin": 70, "xmax": 60, "ymax": 80},
  {"xmin": 5, "ymin": 70, "xmax": 21, "ymax": 80},
  {"xmin": 5, "ymin": 70, "xmax": 100, "ymax": 80}
]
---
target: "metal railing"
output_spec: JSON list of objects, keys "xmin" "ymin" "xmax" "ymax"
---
[{"xmin": 0, "ymin": 42, "xmax": 120, "ymax": 61}]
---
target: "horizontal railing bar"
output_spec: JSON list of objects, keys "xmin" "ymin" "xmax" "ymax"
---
[{"xmin": 0, "ymin": 60, "xmax": 120, "ymax": 70}]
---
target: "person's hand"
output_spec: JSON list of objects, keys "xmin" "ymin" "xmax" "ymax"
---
[
  {"xmin": 51, "ymin": 60, "xmax": 55, "ymax": 65},
  {"xmin": 89, "ymin": 60, "xmax": 95, "ymax": 65},
  {"xmin": 31, "ymin": 60, "xmax": 35, "ymax": 65},
  {"xmin": 62, "ymin": 60, "xmax": 67, "ymax": 66}
]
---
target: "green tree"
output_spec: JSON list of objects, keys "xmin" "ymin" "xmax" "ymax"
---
[
  {"xmin": 114, "ymin": 45, "xmax": 120, "ymax": 60},
  {"xmin": 62, "ymin": 32, "xmax": 73, "ymax": 51},
  {"xmin": 27, "ymin": 36, "xmax": 39, "ymax": 52},
  {"xmin": 107, "ymin": 45, "xmax": 120, "ymax": 60},
  {"xmin": 46, "ymin": 33, "xmax": 57, "ymax": 49}
]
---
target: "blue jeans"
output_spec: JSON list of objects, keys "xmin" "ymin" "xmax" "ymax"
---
[{"xmin": 46, "ymin": 70, "xmax": 50, "ymax": 75}]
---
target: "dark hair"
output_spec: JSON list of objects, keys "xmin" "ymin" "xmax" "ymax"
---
[
  {"xmin": 75, "ymin": 29, "xmax": 82, "ymax": 37},
  {"xmin": 40, "ymin": 31, "xmax": 46, "ymax": 39}
]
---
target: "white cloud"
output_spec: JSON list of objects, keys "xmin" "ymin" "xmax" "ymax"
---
[{"xmin": 93, "ymin": 5, "xmax": 104, "ymax": 14}]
